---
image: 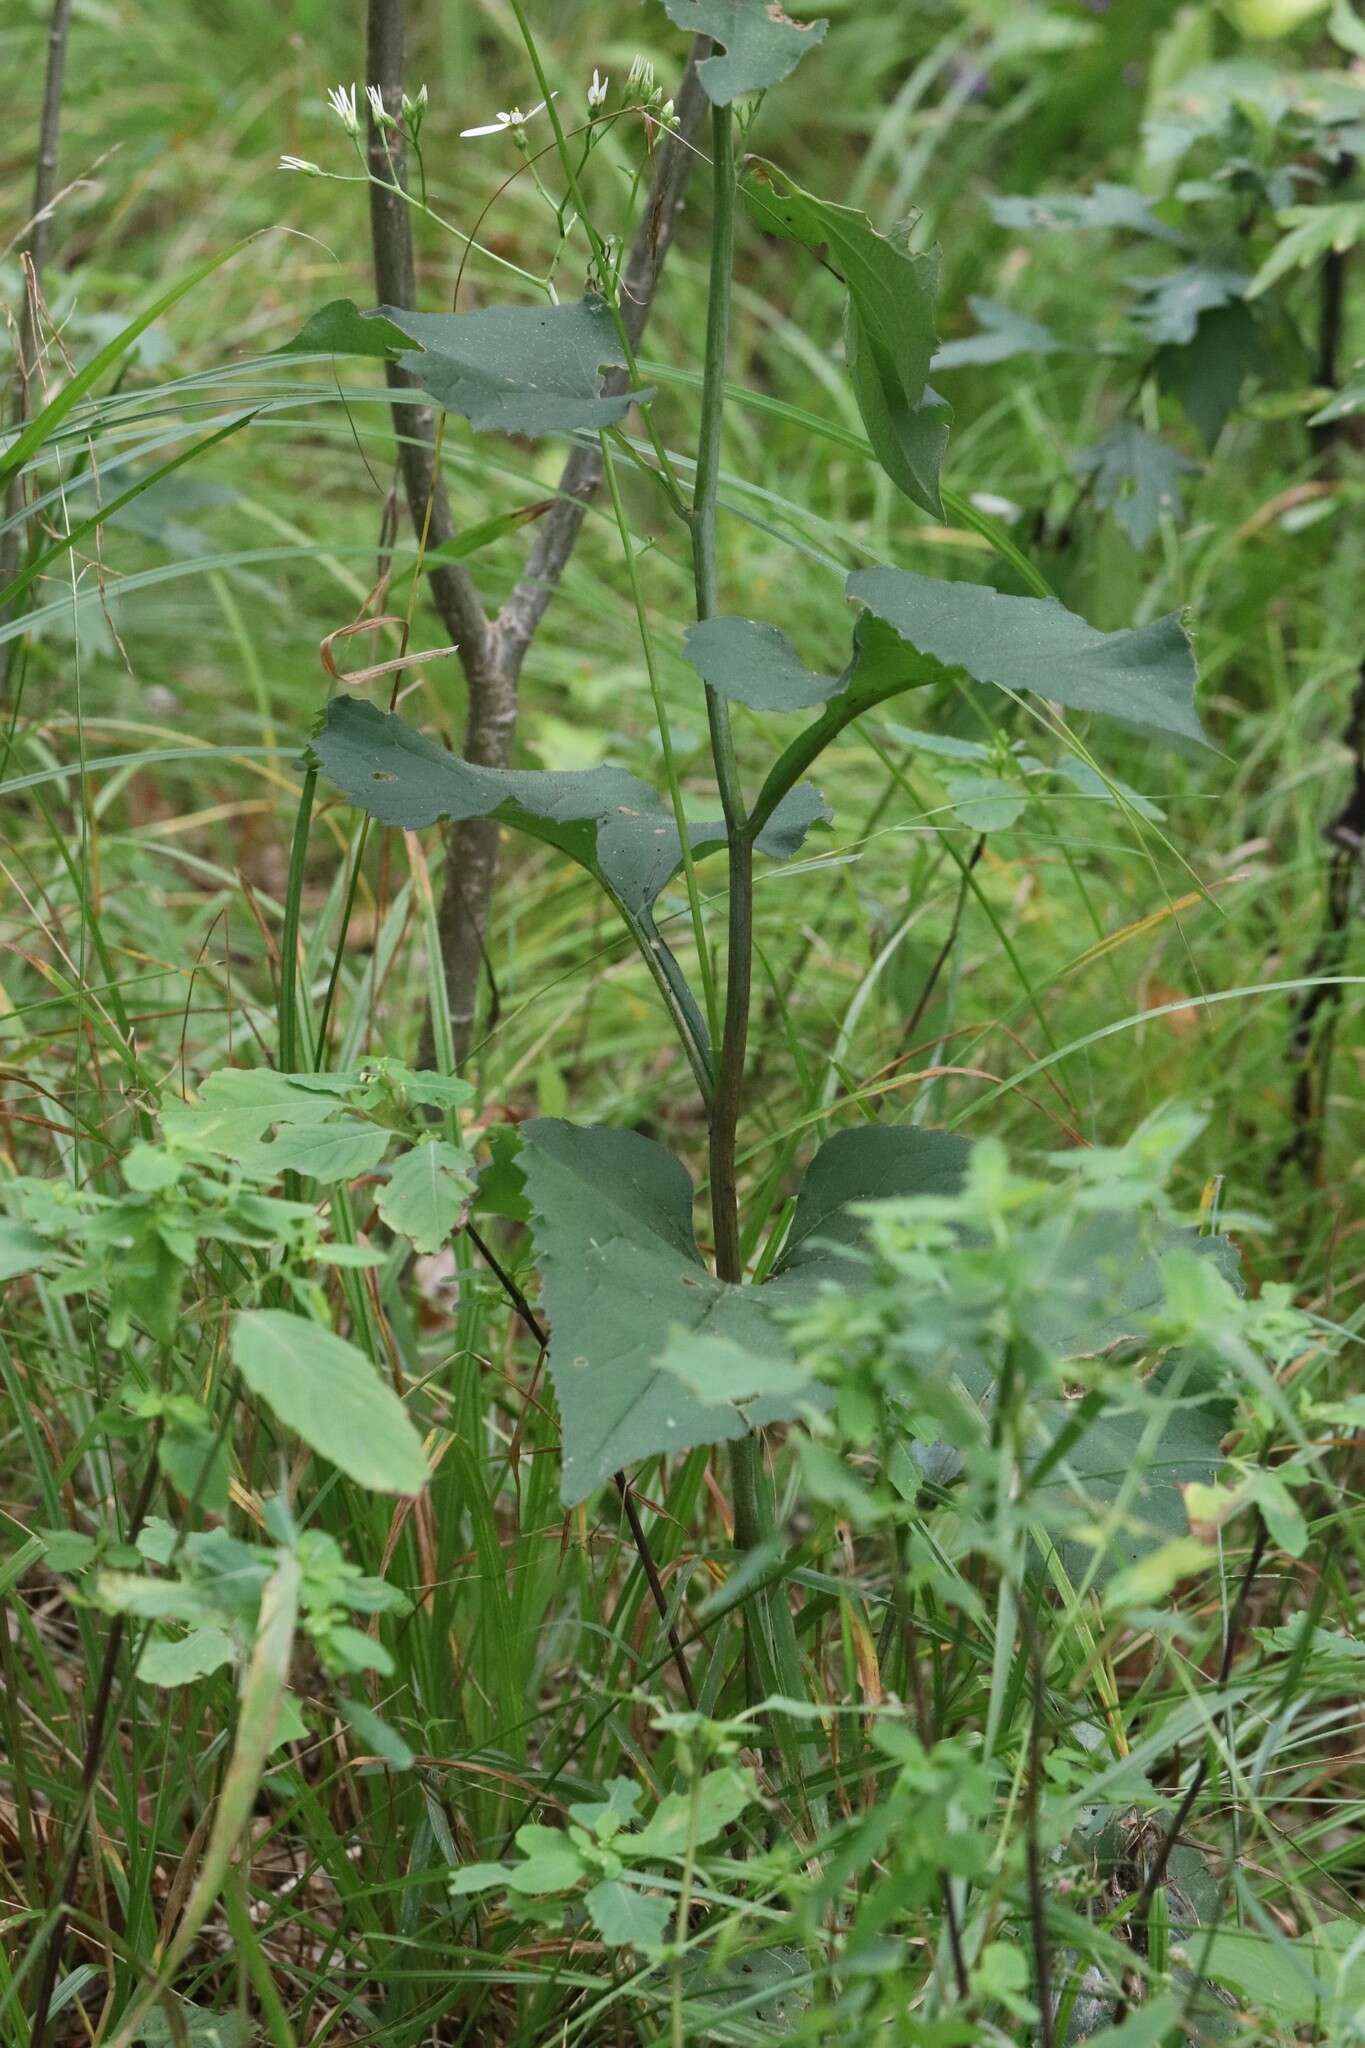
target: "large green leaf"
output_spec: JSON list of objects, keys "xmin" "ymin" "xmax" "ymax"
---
[
  {"xmin": 231, "ymin": 1310, "xmax": 428, "ymax": 1496},
  {"xmin": 845, "ymin": 566, "xmax": 1209, "ymax": 748},
  {"xmin": 312, "ymin": 694, "xmax": 826, "ymax": 1068},
  {"xmin": 744, "ymin": 161, "xmax": 947, "ymax": 516},
  {"xmin": 378, "ymin": 296, "xmax": 639, "ymax": 436},
  {"xmin": 520, "ymin": 1118, "xmax": 967, "ymax": 1503},
  {"xmin": 913, "ymin": 1228, "xmax": 1238, "ymax": 1578},
  {"xmin": 279, "ymin": 295, "xmax": 638, "ymax": 437},
  {"xmin": 312, "ymin": 695, "xmax": 824, "ymax": 904},
  {"xmin": 659, "ymin": 0, "xmax": 828, "ymax": 104},
  {"xmin": 772, "ymin": 1123, "xmax": 970, "ymax": 1286},
  {"xmin": 517, "ymin": 1121, "xmax": 778, "ymax": 1501}
]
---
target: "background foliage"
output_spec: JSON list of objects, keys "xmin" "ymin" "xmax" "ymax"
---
[{"xmin": 1, "ymin": 0, "xmax": 1363, "ymax": 2042}]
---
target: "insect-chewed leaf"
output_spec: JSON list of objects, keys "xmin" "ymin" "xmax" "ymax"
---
[
  {"xmin": 0, "ymin": 1218, "xmax": 59, "ymax": 1282},
  {"xmin": 231, "ymin": 1310, "xmax": 428, "ymax": 1496},
  {"xmin": 376, "ymin": 295, "xmax": 639, "ymax": 436},
  {"xmin": 377, "ymin": 1139, "xmax": 477, "ymax": 1254},
  {"xmin": 845, "ymin": 565, "xmax": 1210, "ymax": 748},
  {"xmin": 744, "ymin": 159, "xmax": 947, "ymax": 514},
  {"xmin": 522, "ymin": 1118, "xmax": 970, "ymax": 1502},
  {"xmin": 659, "ymin": 0, "xmax": 828, "ymax": 105}
]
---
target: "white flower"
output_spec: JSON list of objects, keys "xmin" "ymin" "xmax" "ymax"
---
[
  {"xmin": 626, "ymin": 55, "xmax": 655, "ymax": 98},
  {"xmin": 365, "ymin": 83, "xmax": 396, "ymax": 129},
  {"xmin": 587, "ymin": 69, "xmax": 609, "ymax": 111},
  {"xmin": 401, "ymin": 83, "xmax": 429, "ymax": 122},
  {"xmin": 325, "ymin": 83, "xmax": 359, "ymax": 133},
  {"xmin": 278, "ymin": 154, "xmax": 321, "ymax": 174},
  {"xmin": 461, "ymin": 97, "xmax": 550, "ymax": 138}
]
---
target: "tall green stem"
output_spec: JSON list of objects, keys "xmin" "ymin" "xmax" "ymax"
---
[
  {"xmin": 690, "ymin": 108, "xmax": 816, "ymax": 1795},
  {"xmin": 693, "ymin": 104, "xmax": 750, "ymax": 1287}
]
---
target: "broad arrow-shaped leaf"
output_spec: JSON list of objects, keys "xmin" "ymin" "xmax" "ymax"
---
[
  {"xmin": 745, "ymin": 160, "xmax": 948, "ymax": 514},
  {"xmin": 279, "ymin": 295, "xmax": 639, "ymax": 437},
  {"xmin": 311, "ymin": 694, "xmax": 829, "ymax": 1063},
  {"xmin": 846, "ymin": 566, "xmax": 1209, "ymax": 748},
  {"xmin": 518, "ymin": 1118, "xmax": 968, "ymax": 1503},
  {"xmin": 659, "ymin": 0, "xmax": 828, "ymax": 104}
]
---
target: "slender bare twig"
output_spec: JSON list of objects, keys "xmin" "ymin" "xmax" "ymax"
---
[
  {"xmin": 1, "ymin": 0, "xmax": 75, "ymax": 639},
  {"xmin": 364, "ymin": 0, "xmax": 706, "ymax": 1059}
]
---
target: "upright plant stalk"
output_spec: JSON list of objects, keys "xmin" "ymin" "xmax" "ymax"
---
[
  {"xmin": 694, "ymin": 106, "xmax": 747, "ymax": 1286},
  {"xmin": 690, "ymin": 106, "xmax": 814, "ymax": 1777}
]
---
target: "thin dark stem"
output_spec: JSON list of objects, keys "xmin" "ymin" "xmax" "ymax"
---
[
  {"xmin": 28, "ymin": 1432, "xmax": 162, "ymax": 2048},
  {"xmin": 1310, "ymin": 150, "xmax": 1354, "ymax": 460},
  {"xmin": 1112, "ymin": 1516, "xmax": 1269, "ymax": 2026},
  {"xmin": 903, "ymin": 835, "xmax": 985, "ymax": 1044},
  {"xmin": 1022, "ymin": 1602, "xmax": 1056, "ymax": 2048},
  {"xmin": 890, "ymin": 1490, "xmax": 970, "ymax": 2001},
  {"xmin": 463, "ymin": 1223, "xmax": 696, "ymax": 1707},
  {"xmin": 693, "ymin": 103, "xmax": 747, "ymax": 1284}
]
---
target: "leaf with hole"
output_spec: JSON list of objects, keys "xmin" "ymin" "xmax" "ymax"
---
[
  {"xmin": 137, "ymin": 1626, "xmax": 235, "ymax": 1688},
  {"xmin": 231, "ymin": 1310, "xmax": 427, "ymax": 1495},
  {"xmin": 584, "ymin": 1880, "xmax": 670, "ymax": 1951},
  {"xmin": 659, "ymin": 0, "xmax": 828, "ymax": 104},
  {"xmin": 377, "ymin": 1139, "xmax": 477, "ymax": 1254},
  {"xmin": 745, "ymin": 160, "xmax": 947, "ymax": 514},
  {"xmin": 846, "ymin": 566, "xmax": 1209, "ymax": 748}
]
